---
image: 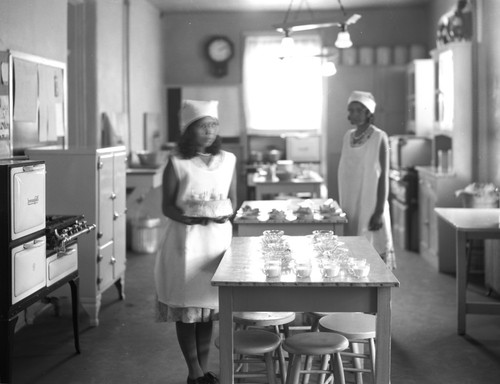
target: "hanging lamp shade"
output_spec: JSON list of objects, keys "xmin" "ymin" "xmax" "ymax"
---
[
  {"xmin": 335, "ymin": 30, "xmax": 352, "ymax": 49},
  {"xmin": 280, "ymin": 34, "xmax": 295, "ymax": 58}
]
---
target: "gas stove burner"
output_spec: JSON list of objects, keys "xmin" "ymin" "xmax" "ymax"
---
[{"xmin": 46, "ymin": 214, "xmax": 96, "ymax": 253}]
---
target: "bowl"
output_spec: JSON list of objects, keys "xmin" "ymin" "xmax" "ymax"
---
[{"xmin": 137, "ymin": 151, "xmax": 160, "ymax": 168}]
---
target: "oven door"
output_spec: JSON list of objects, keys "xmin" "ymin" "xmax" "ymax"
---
[
  {"xmin": 46, "ymin": 243, "xmax": 78, "ymax": 287},
  {"xmin": 10, "ymin": 163, "xmax": 46, "ymax": 241},
  {"xmin": 11, "ymin": 236, "xmax": 46, "ymax": 304}
]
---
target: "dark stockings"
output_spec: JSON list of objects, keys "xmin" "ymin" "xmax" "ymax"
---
[{"xmin": 176, "ymin": 321, "xmax": 214, "ymax": 380}]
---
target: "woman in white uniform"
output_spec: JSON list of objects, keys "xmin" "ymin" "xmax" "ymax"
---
[
  {"xmin": 155, "ymin": 99, "xmax": 237, "ymax": 384},
  {"xmin": 338, "ymin": 91, "xmax": 396, "ymax": 269}
]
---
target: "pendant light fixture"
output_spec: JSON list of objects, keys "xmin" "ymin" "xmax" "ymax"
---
[
  {"xmin": 335, "ymin": 25, "xmax": 353, "ymax": 49},
  {"xmin": 274, "ymin": 0, "xmax": 361, "ymax": 51},
  {"xmin": 334, "ymin": 0, "xmax": 357, "ymax": 49}
]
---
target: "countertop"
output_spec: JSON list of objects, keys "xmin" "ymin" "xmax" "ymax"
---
[{"xmin": 212, "ymin": 236, "xmax": 400, "ymax": 287}]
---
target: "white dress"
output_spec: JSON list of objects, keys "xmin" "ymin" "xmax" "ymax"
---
[
  {"xmin": 154, "ymin": 150, "xmax": 235, "ymax": 318},
  {"xmin": 338, "ymin": 126, "xmax": 396, "ymax": 269}
]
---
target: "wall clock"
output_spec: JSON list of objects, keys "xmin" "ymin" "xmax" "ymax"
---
[{"xmin": 204, "ymin": 35, "xmax": 234, "ymax": 78}]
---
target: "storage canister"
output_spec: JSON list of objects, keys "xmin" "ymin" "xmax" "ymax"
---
[{"xmin": 131, "ymin": 217, "xmax": 162, "ymax": 254}]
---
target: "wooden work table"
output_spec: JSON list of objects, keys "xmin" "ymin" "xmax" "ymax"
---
[
  {"xmin": 212, "ymin": 235, "xmax": 400, "ymax": 384},
  {"xmin": 435, "ymin": 208, "xmax": 500, "ymax": 335}
]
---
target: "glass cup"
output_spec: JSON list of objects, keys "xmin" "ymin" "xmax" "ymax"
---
[
  {"xmin": 263, "ymin": 230, "xmax": 284, "ymax": 241},
  {"xmin": 263, "ymin": 259, "xmax": 282, "ymax": 278},
  {"xmin": 295, "ymin": 259, "xmax": 312, "ymax": 278},
  {"xmin": 321, "ymin": 260, "xmax": 341, "ymax": 278},
  {"xmin": 351, "ymin": 263, "xmax": 370, "ymax": 278}
]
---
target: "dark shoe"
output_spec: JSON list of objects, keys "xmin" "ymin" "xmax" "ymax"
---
[{"xmin": 204, "ymin": 372, "xmax": 219, "ymax": 384}]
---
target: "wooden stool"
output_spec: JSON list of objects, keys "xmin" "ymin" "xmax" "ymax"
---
[
  {"xmin": 233, "ymin": 312, "xmax": 296, "ymax": 383},
  {"xmin": 215, "ymin": 329, "xmax": 282, "ymax": 384},
  {"xmin": 318, "ymin": 313, "xmax": 376, "ymax": 384},
  {"xmin": 282, "ymin": 332, "xmax": 349, "ymax": 384},
  {"xmin": 305, "ymin": 312, "xmax": 333, "ymax": 332}
]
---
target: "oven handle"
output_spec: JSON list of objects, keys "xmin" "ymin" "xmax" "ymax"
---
[
  {"xmin": 23, "ymin": 239, "xmax": 46, "ymax": 249},
  {"xmin": 23, "ymin": 164, "xmax": 45, "ymax": 172},
  {"xmin": 58, "ymin": 247, "xmax": 77, "ymax": 257}
]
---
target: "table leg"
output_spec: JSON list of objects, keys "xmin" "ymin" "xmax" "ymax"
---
[
  {"xmin": 457, "ymin": 232, "xmax": 468, "ymax": 335},
  {"xmin": 0, "ymin": 316, "xmax": 18, "ymax": 384},
  {"xmin": 218, "ymin": 287, "xmax": 234, "ymax": 384},
  {"xmin": 376, "ymin": 287, "xmax": 392, "ymax": 384},
  {"xmin": 69, "ymin": 277, "xmax": 81, "ymax": 353}
]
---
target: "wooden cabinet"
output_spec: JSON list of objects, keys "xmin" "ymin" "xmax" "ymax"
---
[
  {"xmin": 417, "ymin": 166, "xmax": 463, "ymax": 273},
  {"xmin": 431, "ymin": 42, "xmax": 473, "ymax": 180},
  {"xmin": 406, "ymin": 59, "xmax": 434, "ymax": 136},
  {"xmin": 26, "ymin": 146, "xmax": 127, "ymax": 326}
]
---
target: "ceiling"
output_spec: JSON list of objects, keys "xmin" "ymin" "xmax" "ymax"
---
[{"xmin": 148, "ymin": 0, "xmax": 429, "ymax": 13}]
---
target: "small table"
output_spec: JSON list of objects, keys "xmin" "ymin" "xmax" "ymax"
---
[
  {"xmin": 435, "ymin": 208, "xmax": 500, "ymax": 335},
  {"xmin": 234, "ymin": 199, "xmax": 347, "ymax": 236},
  {"xmin": 212, "ymin": 236, "xmax": 400, "ymax": 384},
  {"xmin": 253, "ymin": 175, "xmax": 324, "ymax": 200}
]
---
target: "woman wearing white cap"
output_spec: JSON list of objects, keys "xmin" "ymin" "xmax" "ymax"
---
[
  {"xmin": 338, "ymin": 91, "xmax": 396, "ymax": 269},
  {"xmin": 154, "ymin": 100, "xmax": 237, "ymax": 384}
]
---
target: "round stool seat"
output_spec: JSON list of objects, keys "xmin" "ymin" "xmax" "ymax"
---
[
  {"xmin": 216, "ymin": 330, "xmax": 282, "ymax": 355},
  {"xmin": 283, "ymin": 332, "xmax": 349, "ymax": 356},
  {"xmin": 233, "ymin": 312, "xmax": 296, "ymax": 327},
  {"xmin": 318, "ymin": 313, "xmax": 376, "ymax": 340}
]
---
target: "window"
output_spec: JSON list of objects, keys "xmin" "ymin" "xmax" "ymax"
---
[{"xmin": 243, "ymin": 34, "xmax": 323, "ymax": 135}]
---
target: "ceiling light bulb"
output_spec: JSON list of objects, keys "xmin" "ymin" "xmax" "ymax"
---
[{"xmin": 335, "ymin": 31, "xmax": 353, "ymax": 49}]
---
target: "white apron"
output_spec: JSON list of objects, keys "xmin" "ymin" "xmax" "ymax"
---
[
  {"xmin": 338, "ymin": 127, "xmax": 394, "ymax": 255},
  {"xmin": 154, "ymin": 150, "xmax": 235, "ymax": 309}
]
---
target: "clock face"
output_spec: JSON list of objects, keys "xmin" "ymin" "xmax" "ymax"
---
[{"xmin": 207, "ymin": 37, "xmax": 233, "ymax": 63}]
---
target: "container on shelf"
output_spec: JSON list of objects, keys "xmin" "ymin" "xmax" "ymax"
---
[
  {"xmin": 375, "ymin": 46, "xmax": 391, "ymax": 66},
  {"xmin": 358, "ymin": 46, "xmax": 375, "ymax": 66},
  {"xmin": 393, "ymin": 45, "xmax": 409, "ymax": 65}
]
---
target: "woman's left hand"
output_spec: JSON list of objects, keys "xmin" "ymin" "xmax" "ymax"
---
[{"xmin": 368, "ymin": 212, "xmax": 384, "ymax": 231}]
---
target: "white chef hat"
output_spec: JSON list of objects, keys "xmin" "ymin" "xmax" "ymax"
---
[
  {"xmin": 180, "ymin": 99, "xmax": 219, "ymax": 134},
  {"xmin": 348, "ymin": 91, "xmax": 376, "ymax": 114}
]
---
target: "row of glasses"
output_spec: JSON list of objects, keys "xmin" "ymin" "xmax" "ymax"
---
[{"xmin": 260, "ymin": 229, "xmax": 370, "ymax": 279}]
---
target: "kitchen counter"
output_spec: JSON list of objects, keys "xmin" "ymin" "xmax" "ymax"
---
[
  {"xmin": 252, "ymin": 174, "xmax": 324, "ymax": 199},
  {"xmin": 126, "ymin": 165, "xmax": 165, "ymax": 206}
]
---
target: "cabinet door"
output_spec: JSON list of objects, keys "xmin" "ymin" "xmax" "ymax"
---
[
  {"xmin": 97, "ymin": 241, "xmax": 114, "ymax": 291},
  {"xmin": 98, "ymin": 154, "xmax": 114, "ymax": 245}
]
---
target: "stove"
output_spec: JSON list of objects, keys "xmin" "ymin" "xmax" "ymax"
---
[
  {"xmin": 45, "ymin": 215, "xmax": 96, "ymax": 254},
  {"xmin": 389, "ymin": 167, "xmax": 420, "ymax": 252}
]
